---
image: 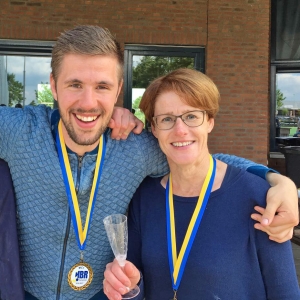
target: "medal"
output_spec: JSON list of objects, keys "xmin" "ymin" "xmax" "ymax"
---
[
  {"xmin": 56, "ymin": 120, "xmax": 106, "ymax": 291},
  {"xmin": 68, "ymin": 252, "xmax": 93, "ymax": 291},
  {"xmin": 166, "ymin": 155, "xmax": 216, "ymax": 299},
  {"xmin": 68, "ymin": 262, "xmax": 93, "ymax": 291}
]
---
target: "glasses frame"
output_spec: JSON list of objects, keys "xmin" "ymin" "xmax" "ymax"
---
[{"xmin": 153, "ymin": 110, "xmax": 207, "ymax": 130}]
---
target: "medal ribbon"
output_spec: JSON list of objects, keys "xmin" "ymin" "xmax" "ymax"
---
[
  {"xmin": 166, "ymin": 155, "xmax": 216, "ymax": 291},
  {"xmin": 56, "ymin": 120, "xmax": 106, "ymax": 250}
]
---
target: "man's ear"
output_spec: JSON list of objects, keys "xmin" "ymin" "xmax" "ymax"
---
[
  {"xmin": 50, "ymin": 73, "xmax": 58, "ymax": 101},
  {"xmin": 115, "ymin": 79, "xmax": 124, "ymax": 104}
]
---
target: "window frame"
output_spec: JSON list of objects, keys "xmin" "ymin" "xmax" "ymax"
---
[
  {"xmin": 0, "ymin": 39, "xmax": 53, "ymax": 56},
  {"xmin": 123, "ymin": 45, "xmax": 205, "ymax": 110},
  {"xmin": 270, "ymin": 1, "xmax": 300, "ymax": 152},
  {"xmin": 0, "ymin": 39, "xmax": 54, "ymax": 107}
]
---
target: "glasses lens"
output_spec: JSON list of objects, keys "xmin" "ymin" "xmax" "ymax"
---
[
  {"xmin": 154, "ymin": 111, "xmax": 205, "ymax": 130},
  {"xmin": 182, "ymin": 111, "xmax": 204, "ymax": 127},
  {"xmin": 155, "ymin": 115, "xmax": 176, "ymax": 130}
]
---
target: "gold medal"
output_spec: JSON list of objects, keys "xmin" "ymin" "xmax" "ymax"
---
[{"xmin": 68, "ymin": 261, "xmax": 93, "ymax": 291}]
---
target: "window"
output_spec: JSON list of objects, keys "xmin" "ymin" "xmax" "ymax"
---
[
  {"xmin": 270, "ymin": 0, "xmax": 300, "ymax": 151},
  {"xmin": 124, "ymin": 45, "xmax": 205, "ymax": 124},
  {"xmin": 0, "ymin": 40, "xmax": 53, "ymax": 107}
]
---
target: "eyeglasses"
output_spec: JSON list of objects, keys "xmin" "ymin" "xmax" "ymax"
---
[{"xmin": 153, "ymin": 110, "xmax": 206, "ymax": 130}]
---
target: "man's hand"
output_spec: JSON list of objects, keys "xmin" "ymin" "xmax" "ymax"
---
[
  {"xmin": 108, "ymin": 107, "xmax": 144, "ymax": 140},
  {"xmin": 103, "ymin": 259, "xmax": 141, "ymax": 300},
  {"xmin": 251, "ymin": 173, "xmax": 299, "ymax": 243}
]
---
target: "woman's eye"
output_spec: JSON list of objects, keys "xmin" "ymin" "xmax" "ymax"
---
[
  {"xmin": 161, "ymin": 116, "xmax": 173, "ymax": 123},
  {"xmin": 185, "ymin": 114, "xmax": 197, "ymax": 120}
]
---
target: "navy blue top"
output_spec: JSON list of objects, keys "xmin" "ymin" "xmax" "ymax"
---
[
  {"xmin": 127, "ymin": 165, "xmax": 300, "ymax": 300},
  {"xmin": 0, "ymin": 159, "xmax": 24, "ymax": 300}
]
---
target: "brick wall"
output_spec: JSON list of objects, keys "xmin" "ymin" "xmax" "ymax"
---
[
  {"xmin": 1, "ymin": 0, "xmax": 270, "ymax": 163},
  {"xmin": 206, "ymin": 0, "xmax": 270, "ymax": 164}
]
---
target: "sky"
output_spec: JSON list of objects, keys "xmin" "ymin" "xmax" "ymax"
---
[
  {"xmin": 276, "ymin": 73, "xmax": 300, "ymax": 109},
  {"xmin": 5, "ymin": 55, "xmax": 51, "ymax": 105}
]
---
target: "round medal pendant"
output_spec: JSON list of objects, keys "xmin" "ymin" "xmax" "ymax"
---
[{"xmin": 68, "ymin": 262, "xmax": 93, "ymax": 291}]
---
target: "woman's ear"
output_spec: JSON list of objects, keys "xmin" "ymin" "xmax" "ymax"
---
[
  {"xmin": 207, "ymin": 117, "xmax": 215, "ymax": 133},
  {"xmin": 151, "ymin": 122, "xmax": 158, "ymax": 138}
]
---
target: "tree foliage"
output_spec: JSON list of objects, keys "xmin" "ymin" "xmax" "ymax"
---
[
  {"xmin": 7, "ymin": 73, "xmax": 23, "ymax": 107},
  {"xmin": 132, "ymin": 96, "xmax": 145, "ymax": 123},
  {"xmin": 133, "ymin": 56, "xmax": 194, "ymax": 88},
  {"xmin": 276, "ymin": 89, "xmax": 286, "ymax": 109},
  {"xmin": 36, "ymin": 83, "xmax": 54, "ymax": 107}
]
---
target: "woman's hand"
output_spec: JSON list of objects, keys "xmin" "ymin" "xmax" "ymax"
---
[
  {"xmin": 251, "ymin": 173, "xmax": 299, "ymax": 243},
  {"xmin": 108, "ymin": 107, "xmax": 144, "ymax": 140},
  {"xmin": 103, "ymin": 259, "xmax": 141, "ymax": 300}
]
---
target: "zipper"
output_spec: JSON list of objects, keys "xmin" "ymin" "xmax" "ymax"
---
[{"xmin": 56, "ymin": 155, "xmax": 83, "ymax": 300}]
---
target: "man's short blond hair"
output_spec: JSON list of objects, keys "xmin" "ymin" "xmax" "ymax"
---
[{"xmin": 51, "ymin": 25, "xmax": 124, "ymax": 82}]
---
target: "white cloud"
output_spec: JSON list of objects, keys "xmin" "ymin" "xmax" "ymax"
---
[{"xmin": 277, "ymin": 73, "xmax": 300, "ymax": 104}]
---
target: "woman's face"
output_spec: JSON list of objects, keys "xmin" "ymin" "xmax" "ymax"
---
[{"xmin": 151, "ymin": 91, "xmax": 214, "ymax": 167}]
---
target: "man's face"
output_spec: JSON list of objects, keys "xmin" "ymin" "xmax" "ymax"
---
[{"xmin": 50, "ymin": 53, "xmax": 123, "ymax": 154}]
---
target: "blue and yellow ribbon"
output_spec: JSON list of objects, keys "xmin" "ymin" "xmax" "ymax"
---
[
  {"xmin": 166, "ymin": 155, "xmax": 216, "ymax": 291},
  {"xmin": 56, "ymin": 120, "xmax": 106, "ymax": 250}
]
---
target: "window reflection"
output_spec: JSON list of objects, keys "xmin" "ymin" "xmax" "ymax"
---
[
  {"xmin": 0, "ymin": 55, "xmax": 52, "ymax": 107},
  {"xmin": 276, "ymin": 73, "xmax": 300, "ymax": 137},
  {"xmin": 132, "ymin": 55, "xmax": 194, "ymax": 123}
]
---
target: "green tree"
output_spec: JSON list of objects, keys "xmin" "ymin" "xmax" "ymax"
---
[
  {"xmin": 36, "ymin": 83, "xmax": 54, "ymax": 107},
  {"xmin": 28, "ymin": 100, "xmax": 37, "ymax": 106},
  {"xmin": 133, "ymin": 56, "xmax": 194, "ymax": 88},
  {"xmin": 276, "ymin": 89, "xmax": 286, "ymax": 109},
  {"xmin": 132, "ymin": 96, "xmax": 145, "ymax": 123},
  {"xmin": 7, "ymin": 73, "xmax": 24, "ymax": 107}
]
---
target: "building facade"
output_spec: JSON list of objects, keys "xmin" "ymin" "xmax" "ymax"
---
[{"xmin": 0, "ymin": 0, "xmax": 277, "ymax": 164}]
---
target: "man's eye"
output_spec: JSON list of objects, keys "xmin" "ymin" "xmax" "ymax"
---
[
  {"xmin": 97, "ymin": 85, "xmax": 108, "ymax": 90},
  {"xmin": 70, "ymin": 83, "xmax": 81, "ymax": 88}
]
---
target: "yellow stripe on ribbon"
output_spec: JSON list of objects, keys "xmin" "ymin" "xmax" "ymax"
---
[
  {"xmin": 58, "ymin": 120, "xmax": 104, "ymax": 247},
  {"xmin": 168, "ymin": 155, "xmax": 215, "ymax": 286}
]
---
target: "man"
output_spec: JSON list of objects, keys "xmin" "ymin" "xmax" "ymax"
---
[
  {"xmin": 0, "ymin": 159, "xmax": 24, "ymax": 300},
  {"xmin": 0, "ymin": 25, "xmax": 298, "ymax": 300}
]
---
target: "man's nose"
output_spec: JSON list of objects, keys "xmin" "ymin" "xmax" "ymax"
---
[{"xmin": 79, "ymin": 88, "xmax": 97, "ymax": 109}]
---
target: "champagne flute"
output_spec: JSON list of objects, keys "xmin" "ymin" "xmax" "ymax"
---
[{"xmin": 103, "ymin": 214, "xmax": 140, "ymax": 299}]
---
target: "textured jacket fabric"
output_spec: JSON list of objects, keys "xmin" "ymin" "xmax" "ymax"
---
[
  {"xmin": 0, "ymin": 105, "xmax": 269, "ymax": 300},
  {"xmin": 0, "ymin": 159, "xmax": 24, "ymax": 300},
  {"xmin": 127, "ymin": 166, "xmax": 300, "ymax": 300},
  {"xmin": 0, "ymin": 106, "xmax": 168, "ymax": 300}
]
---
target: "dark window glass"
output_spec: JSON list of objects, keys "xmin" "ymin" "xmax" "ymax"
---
[{"xmin": 275, "ymin": 0, "xmax": 300, "ymax": 60}]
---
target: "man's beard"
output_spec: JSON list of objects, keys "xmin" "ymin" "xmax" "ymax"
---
[{"xmin": 58, "ymin": 105, "xmax": 111, "ymax": 146}]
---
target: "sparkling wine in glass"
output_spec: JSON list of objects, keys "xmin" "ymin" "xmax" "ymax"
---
[{"xmin": 103, "ymin": 214, "xmax": 140, "ymax": 299}]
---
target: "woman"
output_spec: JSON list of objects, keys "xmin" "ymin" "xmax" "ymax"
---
[{"xmin": 103, "ymin": 69, "xmax": 300, "ymax": 299}]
